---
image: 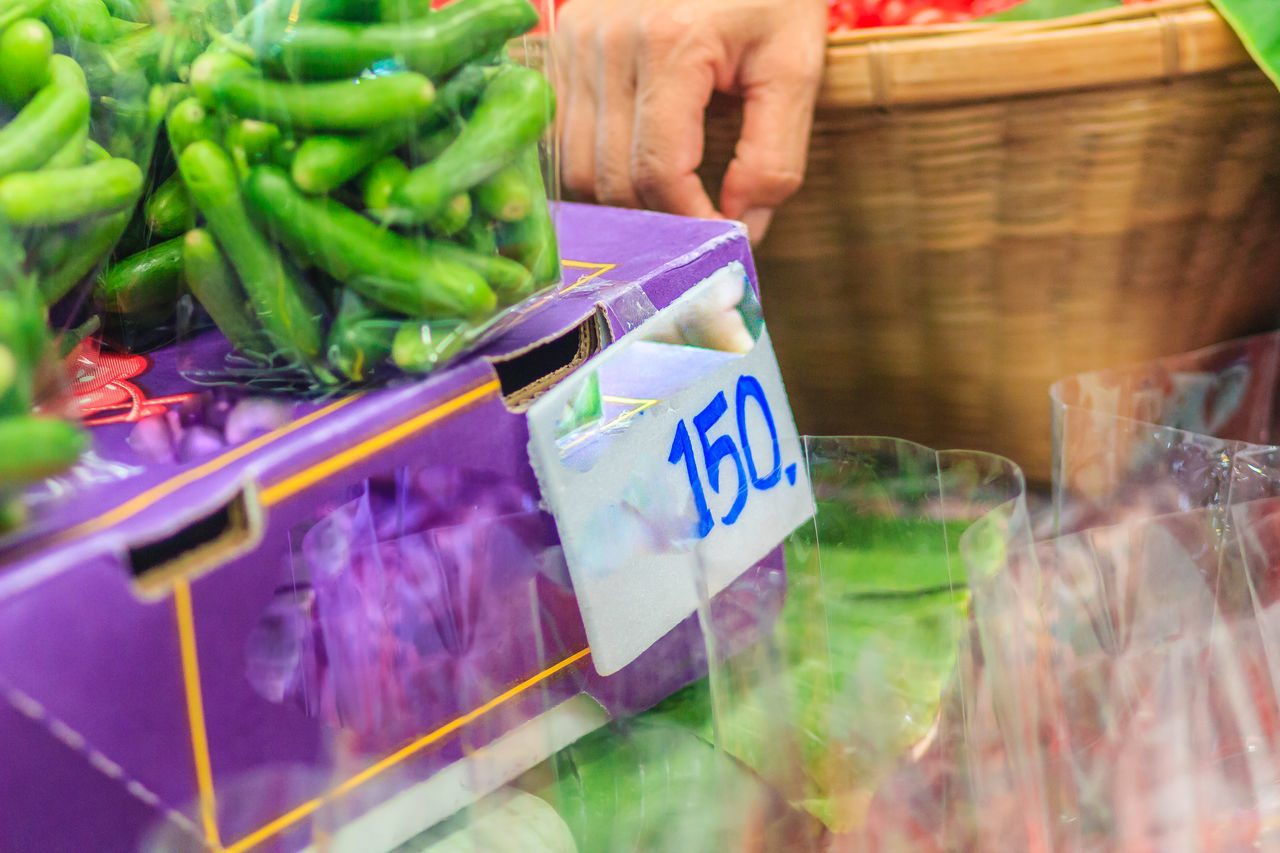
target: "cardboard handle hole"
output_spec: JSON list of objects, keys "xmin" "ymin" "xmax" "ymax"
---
[
  {"xmin": 127, "ymin": 488, "xmax": 259, "ymax": 595},
  {"xmin": 492, "ymin": 315, "xmax": 603, "ymax": 410}
]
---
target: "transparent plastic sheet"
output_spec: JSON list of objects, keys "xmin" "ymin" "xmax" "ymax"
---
[
  {"xmin": 92, "ymin": 0, "xmax": 568, "ymax": 395},
  {"xmin": 514, "ymin": 438, "xmax": 1030, "ymax": 853},
  {"xmin": 962, "ymin": 484, "xmax": 1280, "ymax": 852},
  {"xmin": 1051, "ymin": 330, "xmax": 1280, "ymax": 535}
]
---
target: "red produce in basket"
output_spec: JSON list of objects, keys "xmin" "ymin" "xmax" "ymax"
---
[{"xmin": 828, "ymin": 0, "xmax": 1159, "ymax": 29}]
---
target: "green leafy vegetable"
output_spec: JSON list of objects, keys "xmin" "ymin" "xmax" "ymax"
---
[
  {"xmin": 978, "ymin": 0, "xmax": 1119, "ymax": 22},
  {"xmin": 1211, "ymin": 0, "xmax": 1280, "ymax": 89}
]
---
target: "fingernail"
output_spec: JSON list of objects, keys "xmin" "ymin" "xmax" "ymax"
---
[{"xmin": 740, "ymin": 208, "xmax": 775, "ymax": 244}]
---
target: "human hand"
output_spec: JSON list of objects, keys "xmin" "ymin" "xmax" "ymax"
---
[{"xmin": 553, "ymin": 0, "xmax": 827, "ymax": 244}]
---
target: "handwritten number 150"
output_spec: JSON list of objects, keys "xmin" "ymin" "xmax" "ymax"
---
[{"xmin": 668, "ymin": 375, "xmax": 782, "ymax": 538}]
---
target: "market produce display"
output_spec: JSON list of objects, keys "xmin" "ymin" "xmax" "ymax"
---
[{"xmin": 63, "ymin": 0, "xmax": 561, "ymax": 388}]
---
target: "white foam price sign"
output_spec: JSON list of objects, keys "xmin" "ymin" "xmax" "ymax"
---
[{"xmin": 527, "ymin": 263, "xmax": 814, "ymax": 675}]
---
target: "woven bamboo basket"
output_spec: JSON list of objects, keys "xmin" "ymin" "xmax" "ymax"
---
[{"xmin": 700, "ymin": 0, "xmax": 1280, "ymax": 483}]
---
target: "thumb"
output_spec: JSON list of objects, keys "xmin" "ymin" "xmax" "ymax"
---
[{"xmin": 719, "ymin": 72, "xmax": 819, "ymax": 243}]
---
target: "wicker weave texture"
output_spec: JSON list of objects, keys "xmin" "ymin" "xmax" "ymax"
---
[{"xmin": 703, "ymin": 6, "xmax": 1280, "ymax": 482}]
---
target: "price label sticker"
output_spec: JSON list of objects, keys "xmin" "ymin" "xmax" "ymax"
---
[{"xmin": 527, "ymin": 263, "xmax": 814, "ymax": 675}]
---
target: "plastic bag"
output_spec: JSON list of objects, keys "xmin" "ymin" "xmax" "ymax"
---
[
  {"xmin": 963, "ymin": 486, "xmax": 1280, "ymax": 851},
  {"xmin": 1051, "ymin": 329, "xmax": 1280, "ymax": 532},
  {"xmin": 71, "ymin": 0, "xmax": 565, "ymax": 393}
]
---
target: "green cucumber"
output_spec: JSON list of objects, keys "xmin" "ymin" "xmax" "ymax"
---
[
  {"xmin": 0, "ymin": 157, "xmax": 142, "ymax": 226},
  {"xmin": 424, "ymin": 192, "xmax": 469, "ymax": 235},
  {"xmin": 42, "ymin": 0, "xmax": 114, "ymax": 42},
  {"xmin": 377, "ymin": 0, "xmax": 434, "ymax": 22},
  {"xmin": 144, "ymin": 171, "xmax": 194, "ymax": 238},
  {"xmin": 474, "ymin": 161, "xmax": 532, "ymax": 222},
  {"xmin": 110, "ymin": 15, "xmax": 142, "ymax": 35},
  {"xmin": 193, "ymin": 52, "xmax": 436, "ymax": 132},
  {"xmin": 498, "ymin": 146, "xmax": 558, "ymax": 288},
  {"xmin": 291, "ymin": 117, "xmax": 451, "ymax": 195},
  {"xmin": 178, "ymin": 141, "xmax": 325, "ymax": 362},
  {"xmin": 258, "ymin": 0, "xmax": 539, "ymax": 80},
  {"xmin": 391, "ymin": 318, "xmax": 468, "ymax": 373},
  {"xmin": 37, "ymin": 208, "xmax": 129, "ymax": 304},
  {"xmin": 26, "ymin": 225, "xmax": 76, "ymax": 278},
  {"xmin": 183, "ymin": 227, "xmax": 273, "ymax": 362},
  {"xmin": 244, "ymin": 165, "xmax": 496, "ymax": 318},
  {"xmin": 42, "ymin": 120, "xmax": 88, "ymax": 168},
  {"xmin": 188, "ymin": 51, "xmax": 258, "ymax": 105},
  {"xmin": 225, "ymin": 118, "xmax": 281, "ymax": 176},
  {"xmin": 0, "ymin": 18, "xmax": 53, "ymax": 107},
  {"xmin": 394, "ymin": 64, "xmax": 553, "ymax": 220},
  {"xmin": 288, "ymin": 63, "xmax": 491, "ymax": 193},
  {"xmin": 327, "ymin": 289, "xmax": 396, "ymax": 382},
  {"xmin": 0, "ymin": 53, "xmax": 90, "ymax": 178},
  {"xmin": 0, "ymin": 415, "xmax": 86, "ymax": 483},
  {"xmin": 54, "ymin": 314, "xmax": 99, "ymax": 359},
  {"xmin": 362, "ymin": 154, "xmax": 409, "ymax": 212},
  {"xmin": 83, "ymin": 138, "xmax": 109, "ymax": 161},
  {"xmin": 0, "ymin": 0, "xmax": 48, "ymax": 32},
  {"xmin": 100, "ymin": 0, "xmax": 143, "ymax": 21},
  {"xmin": 457, "ymin": 215, "xmax": 497, "ymax": 255},
  {"xmin": 232, "ymin": 0, "xmax": 378, "ymax": 46},
  {"xmin": 0, "ymin": 291, "xmax": 40, "ymax": 413},
  {"xmin": 417, "ymin": 236, "xmax": 532, "ymax": 298},
  {"xmin": 166, "ymin": 97, "xmax": 221, "ymax": 155},
  {"xmin": 292, "ymin": 0, "xmax": 380, "ymax": 20},
  {"xmin": 95, "ymin": 235, "xmax": 185, "ymax": 314},
  {"xmin": 0, "ymin": 345, "xmax": 16, "ymax": 403}
]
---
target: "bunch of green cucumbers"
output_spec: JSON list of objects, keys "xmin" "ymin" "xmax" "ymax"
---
[
  {"xmin": 0, "ymin": 255, "xmax": 87, "ymax": 526},
  {"xmin": 95, "ymin": 0, "xmax": 560, "ymax": 385},
  {"xmin": 0, "ymin": 0, "xmax": 165, "ymax": 310}
]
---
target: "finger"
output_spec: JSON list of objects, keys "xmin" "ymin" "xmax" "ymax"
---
[
  {"xmin": 554, "ymin": 13, "xmax": 598, "ymax": 202},
  {"xmin": 719, "ymin": 71, "xmax": 820, "ymax": 240},
  {"xmin": 630, "ymin": 50, "xmax": 720, "ymax": 219},
  {"xmin": 592, "ymin": 24, "xmax": 641, "ymax": 208}
]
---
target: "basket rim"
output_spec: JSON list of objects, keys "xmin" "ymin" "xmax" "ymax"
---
[{"xmin": 817, "ymin": 0, "xmax": 1260, "ymax": 109}]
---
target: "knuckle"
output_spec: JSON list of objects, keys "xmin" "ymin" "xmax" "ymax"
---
[
  {"xmin": 630, "ymin": 152, "xmax": 670, "ymax": 195},
  {"xmin": 769, "ymin": 168, "xmax": 805, "ymax": 198},
  {"xmin": 639, "ymin": 12, "xmax": 683, "ymax": 53}
]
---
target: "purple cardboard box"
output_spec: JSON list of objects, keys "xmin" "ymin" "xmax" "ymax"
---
[{"xmin": 0, "ymin": 204, "xmax": 786, "ymax": 853}]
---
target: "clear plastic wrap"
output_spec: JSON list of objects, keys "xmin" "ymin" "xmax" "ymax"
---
[{"xmin": 67, "ymin": 0, "xmax": 568, "ymax": 393}]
